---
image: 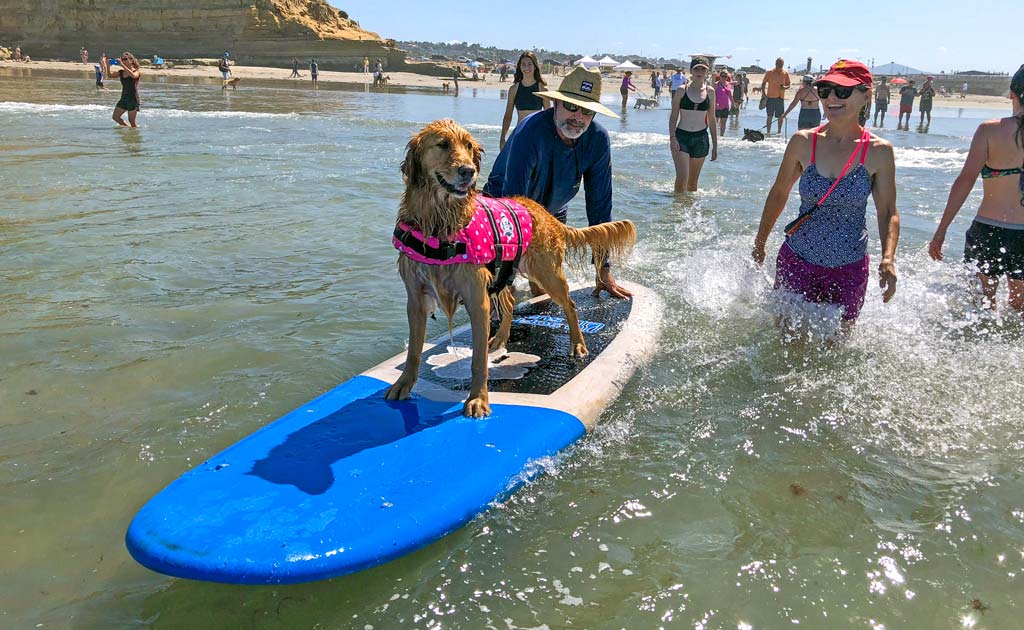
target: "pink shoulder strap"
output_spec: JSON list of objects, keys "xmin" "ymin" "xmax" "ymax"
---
[
  {"xmin": 858, "ymin": 128, "xmax": 870, "ymax": 165},
  {"xmin": 810, "ymin": 124, "xmax": 825, "ymax": 164}
]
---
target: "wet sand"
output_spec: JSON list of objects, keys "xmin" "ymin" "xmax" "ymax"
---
[{"xmin": 0, "ymin": 59, "xmax": 1011, "ymax": 109}]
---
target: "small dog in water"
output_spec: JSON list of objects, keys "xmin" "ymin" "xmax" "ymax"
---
[
  {"xmin": 222, "ymin": 77, "xmax": 241, "ymax": 90},
  {"xmin": 742, "ymin": 128, "xmax": 766, "ymax": 143},
  {"xmin": 441, "ymin": 82, "xmax": 450, "ymax": 93},
  {"xmin": 387, "ymin": 119, "xmax": 637, "ymax": 417},
  {"xmin": 634, "ymin": 96, "xmax": 657, "ymax": 110}
]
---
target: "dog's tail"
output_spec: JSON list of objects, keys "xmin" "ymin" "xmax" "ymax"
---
[{"xmin": 563, "ymin": 220, "xmax": 637, "ymax": 270}]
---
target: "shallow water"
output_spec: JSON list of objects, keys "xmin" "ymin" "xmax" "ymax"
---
[{"xmin": 1, "ymin": 74, "xmax": 1022, "ymax": 629}]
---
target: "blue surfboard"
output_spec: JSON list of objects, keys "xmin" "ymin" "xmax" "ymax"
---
[{"xmin": 126, "ymin": 283, "xmax": 661, "ymax": 584}]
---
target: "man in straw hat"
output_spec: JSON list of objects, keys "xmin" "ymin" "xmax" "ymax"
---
[{"xmin": 483, "ymin": 66, "xmax": 632, "ymax": 298}]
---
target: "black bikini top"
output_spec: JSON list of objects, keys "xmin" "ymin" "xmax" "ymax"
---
[{"xmin": 680, "ymin": 87, "xmax": 709, "ymax": 111}]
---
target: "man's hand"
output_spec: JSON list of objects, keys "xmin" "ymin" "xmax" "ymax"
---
[
  {"xmin": 879, "ymin": 261, "xmax": 897, "ymax": 302},
  {"xmin": 593, "ymin": 267, "xmax": 632, "ymax": 299}
]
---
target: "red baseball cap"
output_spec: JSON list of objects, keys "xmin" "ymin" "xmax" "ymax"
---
[{"xmin": 814, "ymin": 59, "xmax": 873, "ymax": 87}]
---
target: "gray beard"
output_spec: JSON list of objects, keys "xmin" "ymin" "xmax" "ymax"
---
[{"xmin": 556, "ymin": 118, "xmax": 586, "ymax": 140}]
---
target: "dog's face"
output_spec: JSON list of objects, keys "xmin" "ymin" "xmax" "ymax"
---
[{"xmin": 402, "ymin": 119, "xmax": 483, "ymax": 198}]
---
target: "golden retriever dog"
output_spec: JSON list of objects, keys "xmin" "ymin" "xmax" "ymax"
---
[
  {"xmin": 222, "ymin": 77, "xmax": 241, "ymax": 90},
  {"xmin": 385, "ymin": 119, "xmax": 637, "ymax": 417}
]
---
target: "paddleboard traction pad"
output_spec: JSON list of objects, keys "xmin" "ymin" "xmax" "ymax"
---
[{"xmin": 415, "ymin": 288, "xmax": 632, "ymax": 394}]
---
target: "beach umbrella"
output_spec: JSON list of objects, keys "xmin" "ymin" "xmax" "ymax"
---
[
  {"xmin": 890, "ymin": 77, "xmax": 909, "ymax": 85},
  {"xmin": 467, "ymin": 61, "xmax": 482, "ymax": 68},
  {"xmin": 614, "ymin": 60, "xmax": 641, "ymax": 71},
  {"xmin": 598, "ymin": 56, "xmax": 620, "ymax": 68}
]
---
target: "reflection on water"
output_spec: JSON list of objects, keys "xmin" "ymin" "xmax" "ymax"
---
[{"xmin": 1, "ymin": 74, "xmax": 1021, "ymax": 629}]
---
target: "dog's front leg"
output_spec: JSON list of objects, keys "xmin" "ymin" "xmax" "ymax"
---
[
  {"xmin": 462, "ymin": 279, "xmax": 491, "ymax": 418},
  {"xmin": 488, "ymin": 287, "xmax": 515, "ymax": 352},
  {"xmin": 385, "ymin": 282, "xmax": 430, "ymax": 402}
]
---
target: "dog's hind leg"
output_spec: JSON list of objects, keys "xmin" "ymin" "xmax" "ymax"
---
[
  {"xmin": 529, "ymin": 254, "xmax": 587, "ymax": 357},
  {"xmin": 385, "ymin": 281, "xmax": 431, "ymax": 402},
  {"xmin": 488, "ymin": 287, "xmax": 515, "ymax": 352}
]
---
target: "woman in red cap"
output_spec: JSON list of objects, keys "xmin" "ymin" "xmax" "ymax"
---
[
  {"xmin": 929, "ymin": 64, "xmax": 1024, "ymax": 311},
  {"xmin": 752, "ymin": 59, "xmax": 900, "ymax": 331}
]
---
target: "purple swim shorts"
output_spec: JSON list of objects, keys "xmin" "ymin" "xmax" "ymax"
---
[{"xmin": 774, "ymin": 242, "xmax": 870, "ymax": 321}]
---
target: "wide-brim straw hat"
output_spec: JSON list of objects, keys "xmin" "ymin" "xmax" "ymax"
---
[{"xmin": 535, "ymin": 66, "xmax": 619, "ymax": 119}]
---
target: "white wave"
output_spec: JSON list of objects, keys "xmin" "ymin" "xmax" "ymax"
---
[
  {"xmin": 462, "ymin": 123, "xmax": 501, "ymax": 132},
  {"xmin": 608, "ymin": 131, "xmax": 667, "ymax": 148},
  {"xmin": 894, "ymin": 146, "xmax": 967, "ymax": 170},
  {"xmin": 0, "ymin": 102, "xmax": 108, "ymax": 113},
  {"xmin": 0, "ymin": 101, "xmax": 299, "ymax": 120}
]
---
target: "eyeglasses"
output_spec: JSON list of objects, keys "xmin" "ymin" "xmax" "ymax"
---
[
  {"xmin": 816, "ymin": 84, "xmax": 868, "ymax": 99},
  {"xmin": 561, "ymin": 100, "xmax": 597, "ymax": 117}
]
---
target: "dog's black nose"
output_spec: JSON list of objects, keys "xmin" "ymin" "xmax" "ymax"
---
[{"xmin": 458, "ymin": 165, "xmax": 476, "ymax": 179}]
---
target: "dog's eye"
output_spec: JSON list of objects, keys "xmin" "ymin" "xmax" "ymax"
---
[{"xmin": 437, "ymin": 140, "xmax": 450, "ymax": 150}]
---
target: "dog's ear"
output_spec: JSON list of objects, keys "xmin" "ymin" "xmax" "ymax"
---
[
  {"xmin": 470, "ymin": 136, "xmax": 484, "ymax": 173},
  {"xmin": 401, "ymin": 131, "xmax": 423, "ymax": 186}
]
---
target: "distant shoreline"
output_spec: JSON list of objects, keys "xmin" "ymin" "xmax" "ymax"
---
[{"xmin": 0, "ymin": 60, "xmax": 1013, "ymax": 111}]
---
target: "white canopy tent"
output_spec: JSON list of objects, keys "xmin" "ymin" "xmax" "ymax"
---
[
  {"xmin": 597, "ymin": 56, "xmax": 620, "ymax": 68},
  {"xmin": 575, "ymin": 56, "xmax": 600, "ymax": 68},
  {"xmin": 614, "ymin": 60, "xmax": 641, "ymax": 71}
]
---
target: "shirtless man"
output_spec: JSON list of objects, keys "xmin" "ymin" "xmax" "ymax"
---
[
  {"xmin": 873, "ymin": 77, "xmax": 891, "ymax": 126},
  {"xmin": 761, "ymin": 58, "xmax": 791, "ymax": 135}
]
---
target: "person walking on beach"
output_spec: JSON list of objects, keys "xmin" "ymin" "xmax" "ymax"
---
[
  {"xmin": 620, "ymin": 71, "xmax": 637, "ymax": 109},
  {"xmin": 14, "ymin": 46, "xmax": 21, "ymax": 62},
  {"xmin": 651, "ymin": 71, "xmax": 662, "ymax": 100},
  {"xmin": 498, "ymin": 51, "xmax": 549, "ymax": 150},
  {"xmin": 669, "ymin": 67, "xmax": 688, "ymax": 98},
  {"xmin": 782, "ymin": 74, "xmax": 822, "ymax": 130},
  {"xmin": 80, "ymin": 46, "xmax": 88, "ymax": 64},
  {"xmin": 761, "ymin": 58, "xmax": 791, "ymax": 135},
  {"xmin": 918, "ymin": 76, "xmax": 936, "ymax": 127},
  {"xmin": 483, "ymin": 66, "xmax": 632, "ymax": 299},
  {"xmin": 219, "ymin": 53, "xmax": 231, "ymax": 81},
  {"xmin": 873, "ymin": 77, "xmax": 890, "ymax": 126},
  {"xmin": 731, "ymin": 71, "xmax": 746, "ymax": 118},
  {"xmin": 363, "ymin": 56, "xmax": 369, "ymax": 75},
  {"xmin": 961, "ymin": 81, "xmax": 968, "ymax": 99},
  {"xmin": 289, "ymin": 57, "xmax": 300, "ymax": 78},
  {"xmin": 714, "ymin": 71, "xmax": 733, "ymax": 136},
  {"xmin": 669, "ymin": 56, "xmax": 718, "ymax": 193},
  {"xmin": 753, "ymin": 60, "xmax": 900, "ymax": 330},
  {"xmin": 310, "ymin": 59, "xmax": 319, "ymax": 89},
  {"xmin": 94, "ymin": 64, "xmax": 106, "ymax": 90},
  {"xmin": 929, "ymin": 65, "xmax": 1024, "ymax": 311},
  {"xmin": 111, "ymin": 52, "xmax": 142, "ymax": 127},
  {"xmin": 897, "ymin": 80, "xmax": 917, "ymax": 129}
]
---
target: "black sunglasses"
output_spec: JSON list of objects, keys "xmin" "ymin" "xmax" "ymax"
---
[
  {"xmin": 561, "ymin": 100, "xmax": 597, "ymax": 117},
  {"xmin": 816, "ymin": 83, "xmax": 868, "ymax": 99}
]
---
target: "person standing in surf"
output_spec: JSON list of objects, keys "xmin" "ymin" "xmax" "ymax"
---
[
  {"xmin": 782, "ymin": 75, "xmax": 822, "ymax": 130},
  {"xmin": 668, "ymin": 56, "xmax": 718, "ymax": 193},
  {"xmin": 498, "ymin": 52, "xmax": 549, "ymax": 151},
  {"xmin": 928, "ymin": 64, "xmax": 1024, "ymax": 311},
  {"xmin": 111, "ymin": 52, "xmax": 141, "ymax": 127},
  {"xmin": 873, "ymin": 77, "xmax": 891, "ymax": 127},
  {"xmin": 310, "ymin": 59, "xmax": 319, "ymax": 89},
  {"xmin": 483, "ymin": 65, "xmax": 632, "ymax": 298},
  {"xmin": 753, "ymin": 60, "xmax": 900, "ymax": 329},
  {"xmin": 714, "ymin": 71, "xmax": 733, "ymax": 136}
]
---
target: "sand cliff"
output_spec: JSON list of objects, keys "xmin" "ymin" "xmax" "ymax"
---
[{"xmin": 0, "ymin": 1, "xmax": 404, "ymax": 69}]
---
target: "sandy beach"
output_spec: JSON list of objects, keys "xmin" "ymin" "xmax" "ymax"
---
[{"xmin": 0, "ymin": 59, "xmax": 1011, "ymax": 110}]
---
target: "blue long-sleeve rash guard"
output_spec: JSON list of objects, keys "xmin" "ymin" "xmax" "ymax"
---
[{"xmin": 483, "ymin": 108, "xmax": 613, "ymax": 227}]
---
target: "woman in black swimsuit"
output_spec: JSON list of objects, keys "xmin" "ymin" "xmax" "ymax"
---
[
  {"xmin": 498, "ymin": 51, "xmax": 549, "ymax": 150},
  {"xmin": 930, "ymin": 64, "xmax": 1024, "ymax": 311},
  {"xmin": 668, "ymin": 56, "xmax": 718, "ymax": 193},
  {"xmin": 111, "ymin": 52, "xmax": 141, "ymax": 127}
]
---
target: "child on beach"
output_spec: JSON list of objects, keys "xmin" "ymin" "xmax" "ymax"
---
[
  {"xmin": 929, "ymin": 64, "xmax": 1024, "ymax": 311},
  {"xmin": 620, "ymin": 71, "xmax": 636, "ymax": 109},
  {"xmin": 111, "ymin": 52, "xmax": 141, "ymax": 127},
  {"xmin": 669, "ymin": 56, "xmax": 718, "ymax": 193},
  {"xmin": 753, "ymin": 60, "xmax": 900, "ymax": 331}
]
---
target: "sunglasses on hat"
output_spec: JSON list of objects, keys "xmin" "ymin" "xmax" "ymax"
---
[
  {"xmin": 816, "ymin": 83, "xmax": 868, "ymax": 100},
  {"xmin": 561, "ymin": 100, "xmax": 596, "ymax": 117}
]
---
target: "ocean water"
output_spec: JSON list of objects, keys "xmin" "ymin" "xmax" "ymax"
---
[{"xmin": 1, "ymin": 72, "xmax": 1022, "ymax": 629}]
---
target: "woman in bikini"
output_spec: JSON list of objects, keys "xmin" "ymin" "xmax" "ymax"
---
[
  {"xmin": 782, "ymin": 74, "xmax": 822, "ymax": 130},
  {"xmin": 498, "ymin": 52, "xmax": 549, "ymax": 150},
  {"xmin": 929, "ymin": 64, "xmax": 1024, "ymax": 311},
  {"xmin": 111, "ymin": 52, "xmax": 142, "ymax": 127},
  {"xmin": 753, "ymin": 60, "xmax": 900, "ymax": 329},
  {"xmin": 669, "ymin": 56, "xmax": 718, "ymax": 193}
]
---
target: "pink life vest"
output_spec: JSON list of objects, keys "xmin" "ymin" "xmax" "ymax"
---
[{"xmin": 393, "ymin": 195, "xmax": 533, "ymax": 265}]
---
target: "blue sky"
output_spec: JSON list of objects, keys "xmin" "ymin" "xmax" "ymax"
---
[{"xmin": 338, "ymin": 0, "xmax": 1017, "ymax": 73}]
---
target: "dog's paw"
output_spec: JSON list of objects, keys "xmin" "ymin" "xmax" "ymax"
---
[
  {"xmin": 488, "ymin": 335, "xmax": 508, "ymax": 352},
  {"xmin": 571, "ymin": 342, "xmax": 589, "ymax": 358},
  {"xmin": 384, "ymin": 380, "xmax": 414, "ymax": 401},
  {"xmin": 463, "ymin": 396, "xmax": 491, "ymax": 418}
]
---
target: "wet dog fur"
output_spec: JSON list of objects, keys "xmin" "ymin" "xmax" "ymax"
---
[{"xmin": 385, "ymin": 119, "xmax": 637, "ymax": 417}]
